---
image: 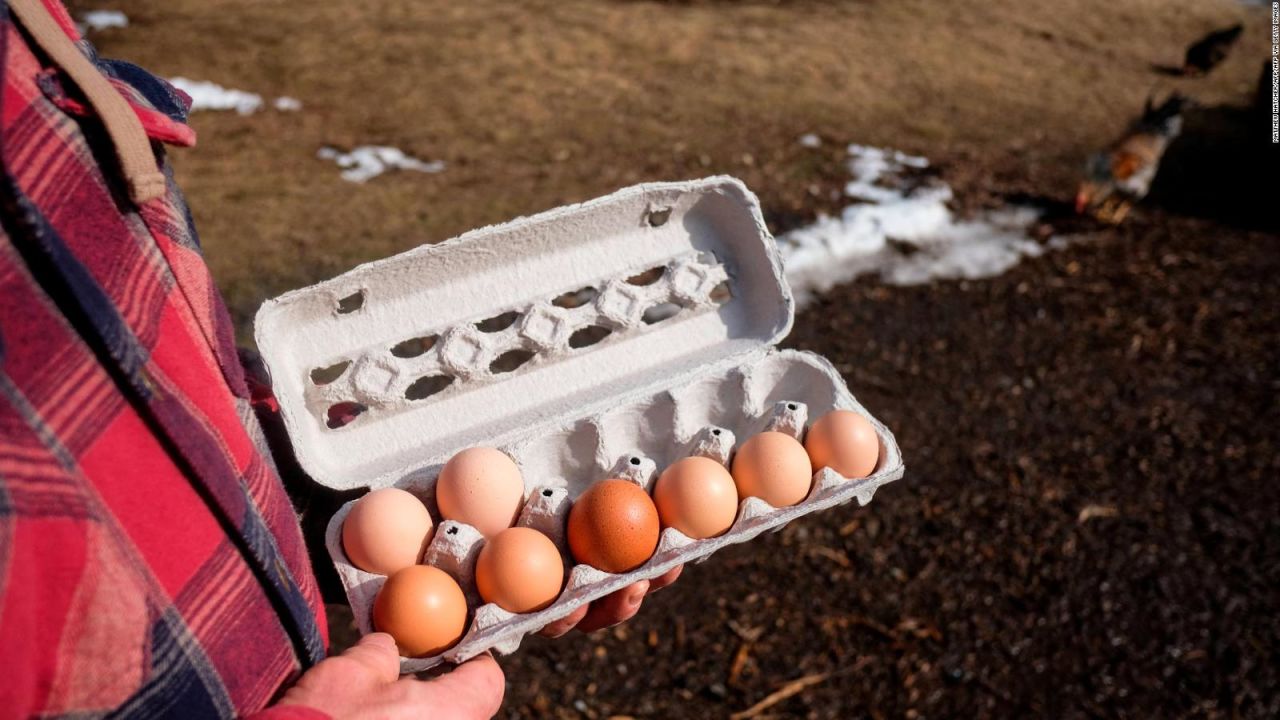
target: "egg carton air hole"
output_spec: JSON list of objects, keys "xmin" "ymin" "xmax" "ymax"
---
[
  {"xmin": 310, "ymin": 257, "xmax": 733, "ymax": 432},
  {"xmin": 322, "ymin": 348, "xmax": 904, "ymax": 672}
]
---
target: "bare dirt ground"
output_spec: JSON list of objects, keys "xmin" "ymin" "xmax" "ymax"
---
[{"xmin": 73, "ymin": 0, "xmax": 1279, "ymax": 716}]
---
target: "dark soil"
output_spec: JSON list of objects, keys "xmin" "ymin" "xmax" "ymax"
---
[{"xmin": 488, "ymin": 209, "xmax": 1280, "ymax": 718}]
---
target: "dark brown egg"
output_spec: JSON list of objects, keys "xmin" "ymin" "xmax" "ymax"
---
[{"xmin": 567, "ymin": 479, "xmax": 660, "ymax": 573}]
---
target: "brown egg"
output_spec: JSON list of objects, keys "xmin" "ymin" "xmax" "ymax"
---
[
  {"xmin": 805, "ymin": 409, "xmax": 880, "ymax": 479},
  {"xmin": 435, "ymin": 447, "xmax": 525, "ymax": 537},
  {"xmin": 342, "ymin": 488, "xmax": 435, "ymax": 575},
  {"xmin": 731, "ymin": 431, "xmax": 813, "ymax": 507},
  {"xmin": 475, "ymin": 527, "xmax": 565, "ymax": 613},
  {"xmin": 653, "ymin": 456, "xmax": 739, "ymax": 539},
  {"xmin": 567, "ymin": 479, "xmax": 660, "ymax": 573},
  {"xmin": 372, "ymin": 565, "xmax": 468, "ymax": 657}
]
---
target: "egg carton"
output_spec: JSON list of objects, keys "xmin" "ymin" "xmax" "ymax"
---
[{"xmin": 254, "ymin": 177, "xmax": 905, "ymax": 672}]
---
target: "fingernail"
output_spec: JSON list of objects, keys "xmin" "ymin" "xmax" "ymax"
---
[{"xmin": 363, "ymin": 632, "xmax": 397, "ymax": 648}]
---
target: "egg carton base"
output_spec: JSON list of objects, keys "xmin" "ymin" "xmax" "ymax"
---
[
  {"xmin": 326, "ymin": 462, "xmax": 901, "ymax": 672},
  {"xmin": 322, "ymin": 349, "xmax": 904, "ymax": 673}
]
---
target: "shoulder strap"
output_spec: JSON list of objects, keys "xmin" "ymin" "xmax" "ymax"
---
[{"xmin": 8, "ymin": 0, "xmax": 164, "ymax": 203}]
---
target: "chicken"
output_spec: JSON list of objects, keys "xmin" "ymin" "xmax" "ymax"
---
[
  {"xmin": 1076, "ymin": 95, "xmax": 1187, "ymax": 224},
  {"xmin": 1183, "ymin": 24, "xmax": 1243, "ymax": 76}
]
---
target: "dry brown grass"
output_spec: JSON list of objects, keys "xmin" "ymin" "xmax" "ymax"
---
[{"xmin": 68, "ymin": 0, "xmax": 1266, "ymax": 339}]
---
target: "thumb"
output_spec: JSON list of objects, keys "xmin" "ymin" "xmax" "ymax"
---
[
  {"xmin": 341, "ymin": 632, "xmax": 402, "ymax": 685},
  {"xmin": 415, "ymin": 654, "xmax": 506, "ymax": 719}
]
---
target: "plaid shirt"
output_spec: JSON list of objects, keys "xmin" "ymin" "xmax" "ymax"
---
[{"xmin": 0, "ymin": 2, "xmax": 329, "ymax": 717}]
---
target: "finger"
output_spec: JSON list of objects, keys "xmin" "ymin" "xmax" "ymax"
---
[
  {"xmin": 538, "ymin": 603, "xmax": 588, "ymax": 638},
  {"xmin": 413, "ymin": 654, "xmax": 506, "ymax": 719},
  {"xmin": 341, "ymin": 632, "xmax": 402, "ymax": 684},
  {"xmin": 647, "ymin": 564, "xmax": 683, "ymax": 593},
  {"xmin": 576, "ymin": 579, "xmax": 648, "ymax": 633},
  {"xmin": 538, "ymin": 567, "xmax": 682, "ymax": 639}
]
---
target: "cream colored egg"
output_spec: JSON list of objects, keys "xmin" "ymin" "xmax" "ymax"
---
[
  {"xmin": 341, "ymin": 487, "xmax": 434, "ymax": 575},
  {"xmin": 435, "ymin": 447, "xmax": 525, "ymax": 537}
]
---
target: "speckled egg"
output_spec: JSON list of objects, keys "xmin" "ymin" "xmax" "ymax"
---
[{"xmin": 567, "ymin": 479, "xmax": 660, "ymax": 573}]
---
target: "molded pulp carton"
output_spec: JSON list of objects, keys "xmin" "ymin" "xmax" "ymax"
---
[{"xmin": 254, "ymin": 177, "xmax": 905, "ymax": 672}]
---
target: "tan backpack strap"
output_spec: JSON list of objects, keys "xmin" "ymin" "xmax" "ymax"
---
[{"xmin": 9, "ymin": 0, "xmax": 166, "ymax": 203}]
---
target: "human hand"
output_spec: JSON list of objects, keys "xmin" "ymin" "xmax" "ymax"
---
[
  {"xmin": 276, "ymin": 633, "xmax": 504, "ymax": 719},
  {"xmin": 538, "ymin": 564, "xmax": 683, "ymax": 637}
]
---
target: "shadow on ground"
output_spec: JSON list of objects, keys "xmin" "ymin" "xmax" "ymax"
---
[{"xmin": 1149, "ymin": 90, "xmax": 1280, "ymax": 233}]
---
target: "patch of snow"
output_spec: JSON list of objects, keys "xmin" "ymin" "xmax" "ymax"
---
[
  {"xmin": 273, "ymin": 96, "xmax": 303, "ymax": 112},
  {"xmin": 776, "ymin": 144, "xmax": 1049, "ymax": 305},
  {"xmin": 798, "ymin": 133, "xmax": 822, "ymax": 148},
  {"xmin": 78, "ymin": 10, "xmax": 127, "ymax": 33},
  {"xmin": 168, "ymin": 77, "xmax": 263, "ymax": 115},
  {"xmin": 317, "ymin": 146, "xmax": 446, "ymax": 183}
]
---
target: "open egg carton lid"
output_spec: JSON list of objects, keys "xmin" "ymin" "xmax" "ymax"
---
[{"xmin": 255, "ymin": 177, "xmax": 799, "ymax": 489}]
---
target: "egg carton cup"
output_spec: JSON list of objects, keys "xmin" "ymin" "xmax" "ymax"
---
[{"xmin": 256, "ymin": 177, "xmax": 905, "ymax": 673}]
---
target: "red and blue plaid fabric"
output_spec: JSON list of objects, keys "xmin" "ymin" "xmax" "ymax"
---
[{"xmin": 0, "ymin": 2, "xmax": 329, "ymax": 717}]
